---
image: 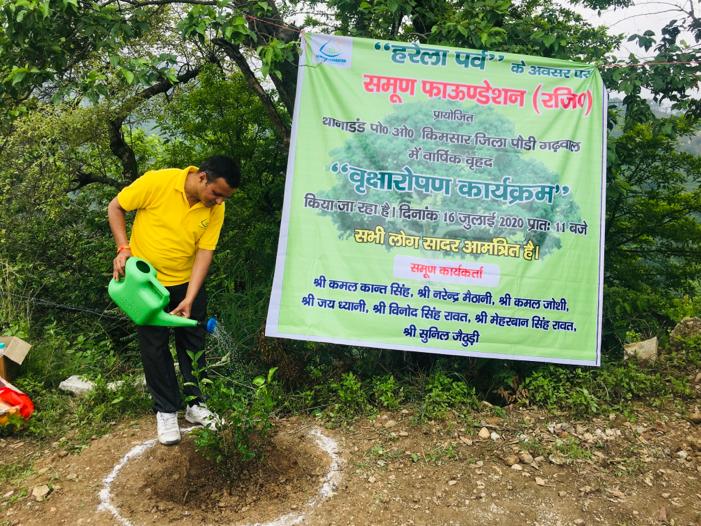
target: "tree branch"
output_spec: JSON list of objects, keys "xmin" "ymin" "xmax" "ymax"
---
[
  {"xmin": 608, "ymin": 204, "xmax": 700, "ymax": 249},
  {"xmin": 68, "ymin": 169, "xmax": 123, "ymax": 191},
  {"xmin": 213, "ymin": 38, "xmax": 290, "ymax": 146},
  {"xmin": 116, "ymin": 0, "xmax": 218, "ymax": 6},
  {"xmin": 107, "ymin": 65, "xmax": 203, "ymax": 182},
  {"xmin": 240, "ymin": 11, "xmax": 299, "ymax": 115}
]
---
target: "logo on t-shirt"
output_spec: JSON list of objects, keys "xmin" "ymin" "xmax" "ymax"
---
[{"xmin": 199, "ymin": 219, "xmax": 209, "ymax": 229}]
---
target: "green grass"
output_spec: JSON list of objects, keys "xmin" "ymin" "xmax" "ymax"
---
[
  {"xmin": 0, "ymin": 457, "xmax": 34, "ymax": 487},
  {"xmin": 554, "ymin": 437, "xmax": 592, "ymax": 461}
]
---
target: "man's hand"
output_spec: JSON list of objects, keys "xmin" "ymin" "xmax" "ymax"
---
[
  {"xmin": 108, "ymin": 197, "xmax": 131, "ymax": 280},
  {"xmin": 170, "ymin": 298, "xmax": 193, "ymax": 319},
  {"xmin": 113, "ymin": 248, "xmax": 131, "ymax": 280}
]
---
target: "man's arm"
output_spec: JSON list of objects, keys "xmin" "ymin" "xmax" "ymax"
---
[
  {"xmin": 107, "ymin": 197, "xmax": 132, "ymax": 280},
  {"xmin": 170, "ymin": 249, "xmax": 214, "ymax": 319}
]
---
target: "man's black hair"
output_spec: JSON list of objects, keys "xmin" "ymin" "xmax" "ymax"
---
[{"xmin": 200, "ymin": 155, "xmax": 241, "ymax": 189}]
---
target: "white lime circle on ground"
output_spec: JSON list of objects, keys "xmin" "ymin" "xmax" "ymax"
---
[{"xmin": 98, "ymin": 426, "xmax": 342, "ymax": 526}]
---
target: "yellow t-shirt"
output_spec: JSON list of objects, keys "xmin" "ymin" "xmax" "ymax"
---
[{"xmin": 117, "ymin": 166, "xmax": 225, "ymax": 286}]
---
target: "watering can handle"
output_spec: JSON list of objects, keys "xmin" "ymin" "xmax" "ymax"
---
[
  {"xmin": 147, "ymin": 280, "xmax": 169, "ymax": 313},
  {"xmin": 146, "ymin": 271, "xmax": 170, "ymax": 299}
]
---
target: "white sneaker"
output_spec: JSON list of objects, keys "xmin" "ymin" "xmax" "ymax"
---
[
  {"xmin": 185, "ymin": 404, "xmax": 218, "ymax": 430},
  {"xmin": 156, "ymin": 412, "xmax": 181, "ymax": 445}
]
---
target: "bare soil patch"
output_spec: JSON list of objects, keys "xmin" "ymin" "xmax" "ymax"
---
[
  {"xmin": 111, "ymin": 419, "xmax": 329, "ymax": 525},
  {"xmin": 2, "ymin": 403, "xmax": 701, "ymax": 526}
]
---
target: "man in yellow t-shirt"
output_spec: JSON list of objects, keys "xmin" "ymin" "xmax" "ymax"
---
[{"xmin": 107, "ymin": 155, "xmax": 239, "ymax": 445}]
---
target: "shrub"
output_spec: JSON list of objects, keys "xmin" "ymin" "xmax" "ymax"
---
[
  {"xmin": 191, "ymin": 367, "xmax": 278, "ymax": 483},
  {"xmin": 325, "ymin": 372, "xmax": 371, "ymax": 423},
  {"xmin": 372, "ymin": 374, "xmax": 404, "ymax": 410},
  {"xmin": 521, "ymin": 357, "xmax": 680, "ymax": 417},
  {"xmin": 420, "ymin": 371, "xmax": 478, "ymax": 421}
]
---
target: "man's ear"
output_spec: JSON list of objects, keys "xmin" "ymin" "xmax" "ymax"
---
[{"xmin": 198, "ymin": 171, "xmax": 208, "ymax": 184}]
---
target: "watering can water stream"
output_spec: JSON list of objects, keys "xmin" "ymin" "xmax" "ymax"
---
[{"xmin": 108, "ymin": 257, "xmax": 217, "ymax": 333}]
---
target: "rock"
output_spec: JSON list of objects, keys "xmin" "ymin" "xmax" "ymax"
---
[
  {"xmin": 535, "ymin": 477, "xmax": 546, "ymax": 486},
  {"xmin": 623, "ymin": 336, "xmax": 658, "ymax": 364},
  {"xmin": 504, "ymin": 455, "xmax": 519, "ymax": 466},
  {"xmin": 511, "ymin": 464, "xmax": 523, "ymax": 471},
  {"xmin": 519, "ymin": 451, "xmax": 534, "ymax": 465},
  {"xmin": 490, "ymin": 431, "xmax": 501, "ymax": 441},
  {"xmin": 574, "ymin": 520, "xmax": 585, "ymax": 526},
  {"xmin": 656, "ymin": 505, "xmax": 668, "ymax": 522},
  {"xmin": 592, "ymin": 428, "xmax": 619, "ymax": 441},
  {"xmin": 695, "ymin": 372, "xmax": 701, "ymax": 384},
  {"xmin": 384, "ymin": 420, "xmax": 398, "ymax": 428},
  {"xmin": 548, "ymin": 454, "xmax": 566, "ymax": 465},
  {"xmin": 448, "ymin": 480, "xmax": 457, "ymax": 486},
  {"xmin": 669, "ymin": 317, "xmax": 701, "ymax": 350},
  {"xmin": 108, "ymin": 375, "xmax": 146, "ymax": 391},
  {"xmin": 31, "ymin": 485, "xmax": 51, "ymax": 502},
  {"xmin": 689, "ymin": 408, "xmax": 701, "ymax": 424},
  {"xmin": 478, "ymin": 427, "xmax": 490, "ymax": 439},
  {"xmin": 558, "ymin": 490, "xmax": 567, "ymax": 497},
  {"xmin": 676, "ymin": 450, "xmax": 689, "ymax": 460},
  {"xmin": 58, "ymin": 376, "xmax": 95, "ymax": 396},
  {"xmin": 58, "ymin": 375, "xmax": 146, "ymax": 396},
  {"xmin": 398, "ymin": 431, "xmax": 409, "ymax": 437},
  {"xmin": 459, "ymin": 436, "xmax": 472, "ymax": 445},
  {"xmin": 607, "ymin": 488, "xmax": 625, "ymax": 499},
  {"xmin": 65, "ymin": 473, "xmax": 78, "ymax": 481},
  {"xmin": 688, "ymin": 436, "xmax": 701, "ymax": 451}
]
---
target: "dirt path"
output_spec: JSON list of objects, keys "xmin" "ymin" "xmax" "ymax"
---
[{"xmin": 2, "ymin": 404, "xmax": 701, "ymax": 526}]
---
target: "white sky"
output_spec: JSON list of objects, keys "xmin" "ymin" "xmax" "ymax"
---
[{"xmin": 568, "ymin": 0, "xmax": 696, "ymax": 60}]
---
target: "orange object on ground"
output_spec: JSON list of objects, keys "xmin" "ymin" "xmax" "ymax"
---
[{"xmin": 0, "ymin": 387, "xmax": 34, "ymax": 420}]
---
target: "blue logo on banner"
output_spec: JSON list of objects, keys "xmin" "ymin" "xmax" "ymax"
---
[{"xmin": 316, "ymin": 41, "xmax": 348, "ymax": 64}]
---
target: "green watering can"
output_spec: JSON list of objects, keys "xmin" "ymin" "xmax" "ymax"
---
[{"xmin": 108, "ymin": 257, "xmax": 217, "ymax": 333}]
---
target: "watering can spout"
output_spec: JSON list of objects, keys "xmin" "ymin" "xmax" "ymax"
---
[
  {"xmin": 149, "ymin": 309, "xmax": 198, "ymax": 329},
  {"xmin": 108, "ymin": 258, "xmax": 216, "ymax": 332},
  {"xmin": 203, "ymin": 316, "xmax": 218, "ymax": 334}
]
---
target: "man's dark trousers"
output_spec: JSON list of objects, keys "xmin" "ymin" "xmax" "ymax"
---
[{"xmin": 137, "ymin": 282, "xmax": 207, "ymax": 413}]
